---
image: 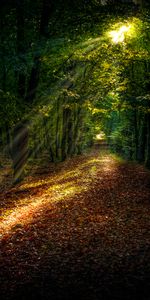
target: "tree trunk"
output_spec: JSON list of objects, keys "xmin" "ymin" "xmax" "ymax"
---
[
  {"xmin": 16, "ymin": 0, "xmax": 26, "ymax": 98},
  {"xmin": 137, "ymin": 114, "xmax": 147, "ymax": 163},
  {"xmin": 61, "ymin": 108, "xmax": 69, "ymax": 161},
  {"xmin": 145, "ymin": 113, "xmax": 150, "ymax": 168},
  {"xmin": 67, "ymin": 110, "xmax": 74, "ymax": 156},
  {"xmin": 25, "ymin": 0, "xmax": 53, "ymax": 104},
  {"xmin": 61, "ymin": 106, "xmax": 74, "ymax": 161},
  {"xmin": 44, "ymin": 118, "xmax": 55, "ymax": 162},
  {"xmin": 73, "ymin": 105, "xmax": 82, "ymax": 155},
  {"xmin": 55, "ymin": 98, "xmax": 61, "ymax": 160},
  {"xmin": 25, "ymin": 54, "xmax": 40, "ymax": 103},
  {"xmin": 133, "ymin": 108, "xmax": 138, "ymax": 160}
]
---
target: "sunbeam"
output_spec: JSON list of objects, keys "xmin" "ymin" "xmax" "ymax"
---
[{"xmin": 0, "ymin": 151, "xmax": 115, "ymax": 239}]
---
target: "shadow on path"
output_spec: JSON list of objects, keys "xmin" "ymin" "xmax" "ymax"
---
[{"xmin": 0, "ymin": 146, "xmax": 150, "ymax": 300}]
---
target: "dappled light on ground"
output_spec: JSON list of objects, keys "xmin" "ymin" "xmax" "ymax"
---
[
  {"xmin": 0, "ymin": 147, "xmax": 150, "ymax": 300},
  {"xmin": 0, "ymin": 151, "xmax": 114, "ymax": 238}
]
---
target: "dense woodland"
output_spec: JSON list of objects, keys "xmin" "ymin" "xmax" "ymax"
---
[
  {"xmin": 0, "ymin": 2, "xmax": 150, "ymax": 300},
  {"xmin": 0, "ymin": 0, "xmax": 150, "ymax": 183}
]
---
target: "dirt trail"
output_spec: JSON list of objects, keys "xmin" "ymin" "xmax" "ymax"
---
[{"xmin": 0, "ymin": 146, "xmax": 150, "ymax": 300}]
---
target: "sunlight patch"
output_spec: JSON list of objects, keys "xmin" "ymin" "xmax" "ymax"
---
[
  {"xmin": 0, "ymin": 153, "xmax": 116, "ymax": 239},
  {"xmin": 108, "ymin": 19, "xmax": 138, "ymax": 44},
  {"xmin": 109, "ymin": 25, "xmax": 131, "ymax": 43}
]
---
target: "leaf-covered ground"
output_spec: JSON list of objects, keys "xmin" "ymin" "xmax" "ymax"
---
[{"xmin": 0, "ymin": 144, "xmax": 150, "ymax": 300}]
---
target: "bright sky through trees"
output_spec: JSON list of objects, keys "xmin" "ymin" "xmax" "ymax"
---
[{"xmin": 109, "ymin": 25, "xmax": 131, "ymax": 43}]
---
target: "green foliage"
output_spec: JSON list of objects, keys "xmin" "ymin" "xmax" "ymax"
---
[
  {"xmin": 1, "ymin": 0, "xmax": 150, "ymax": 174},
  {"xmin": 0, "ymin": 91, "xmax": 23, "ymax": 126}
]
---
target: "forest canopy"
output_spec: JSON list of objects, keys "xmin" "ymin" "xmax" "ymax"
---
[{"xmin": 0, "ymin": 0, "xmax": 150, "ymax": 183}]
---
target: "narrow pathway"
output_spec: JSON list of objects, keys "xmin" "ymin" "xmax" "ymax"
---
[{"xmin": 0, "ymin": 145, "xmax": 150, "ymax": 300}]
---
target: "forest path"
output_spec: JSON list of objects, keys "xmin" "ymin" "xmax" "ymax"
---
[{"xmin": 0, "ymin": 144, "xmax": 150, "ymax": 300}]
